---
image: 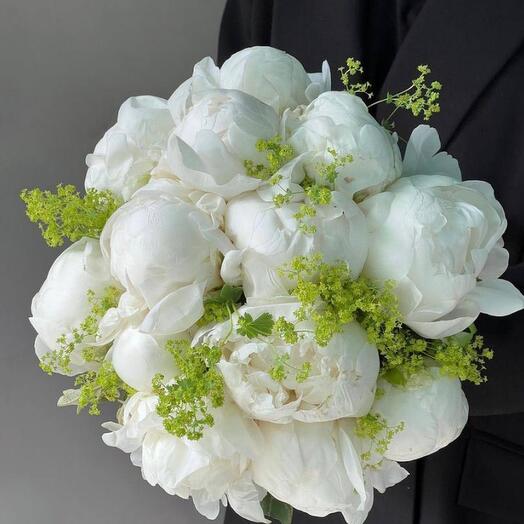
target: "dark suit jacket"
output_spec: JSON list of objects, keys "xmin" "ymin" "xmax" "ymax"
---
[{"xmin": 218, "ymin": 1, "xmax": 524, "ymax": 523}]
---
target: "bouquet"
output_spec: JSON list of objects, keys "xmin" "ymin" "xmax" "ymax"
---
[{"xmin": 22, "ymin": 47, "xmax": 524, "ymax": 524}]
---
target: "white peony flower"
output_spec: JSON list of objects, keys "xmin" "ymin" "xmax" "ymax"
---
[
  {"xmin": 100, "ymin": 179, "xmax": 233, "ymax": 335},
  {"xmin": 86, "ymin": 96, "xmax": 174, "ymax": 200},
  {"xmin": 198, "ymin": 301, "xmax": 379, "ymax": 423},
  {"xmin": 252, "ymin": 419, "xmax": 407, "ymax": 524},
  {"xmin": 114, "ymin": 395, "xmax": 267, "ymax": 522},
  {"xmin": 104, "ymin": 395, "xmax": 267, "ymax": 521},
  {"xmin": 102, "ymin": 391, "xmax": 162, "ymax": 455},
  {"xmin": 372, "ymin": 368, "xmax": 469, "ymax": 461},
  {"xmin": 287, "ymin": 91, "xmax": 402, "ymax": 200},
  {"xmin": 166, "ymin": 89, "xmax": 280, "ymax": 199},
  {"xmin": 30, "ymin": 237, "xmax": 118, "ymax": 375},
  {"xmin": 167, "ymin": 47, "xmax": 330, "ymax": 123},
  {"xmin": 361, "ymin": 159, "xmax": 524, "ymax": 339},
  {"xmin": 221, "ymin": 188, "xmax": 368, "ymax": 298},
  {"xmin": 220, "ymin": 46, "xmax": 330, "ymax": 114},
  {"xmin": 111, "ymin": 328, "xmax": 178, "ymax": 392},
  {"xmin": 167, "ymin": 57, "xmax": 220, "ymax": 127}
]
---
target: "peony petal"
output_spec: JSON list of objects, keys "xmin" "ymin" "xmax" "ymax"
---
[
  {"xmin": 373, "ymin": 369, "xmax": 469, "ymax": 461},
  {"xmin": 140, "ymin": 281, "xmax": 207, "ymax": 335},
  {"xmin": 168, "ymin": 134, "xmax": 261, "ymax": 199},
  {"xmin": 111, "ymin": 328, "xmax": 177, "ymax": 391},
  {"xmin": 403, "ymin": 125, "xmax": 461, "ymax": 180},
  {"xmin": 227, "ymin": 474, "xmax": 269, "ymax": 523},
  {"xmin": 405, "ymin": 298, "xmax": 480, "ymax": 339},
  {"xmin": 468, "ymin": 279, "xmax": 524, "ymax": 316}
]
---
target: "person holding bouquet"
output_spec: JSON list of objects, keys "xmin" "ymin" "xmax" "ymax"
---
[{"xmin": 218, "ymin": 1, "xmax": 524, "ymax": 523}]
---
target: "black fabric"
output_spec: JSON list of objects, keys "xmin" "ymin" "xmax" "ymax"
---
[
  {"xmin": 218, "ymin": 1, "xmax": 524, "ymax": 522},
  {"xmin": 458, "ymin": 429, "xmax": 524, "ymax": 522}
]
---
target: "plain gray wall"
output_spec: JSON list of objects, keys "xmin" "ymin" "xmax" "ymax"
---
[{"xmin": 0, "ymin": 1, "xmax": 227, "ymax": 523}]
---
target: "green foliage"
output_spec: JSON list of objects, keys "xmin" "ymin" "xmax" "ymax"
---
[
  {"xmin": 244, "ymin": 136, "xmax": 295, "ymax": 181},
  {"xmin": 280, "ymin": 255, "xmax": 492, "ymax": 384},
  {"xmin": 273, "ymin": 316, "xmax": 299, "ymax": 345},
  {"xmin": 372, "ymin": 324, "xmax": 492, "ymax": 387},
  {"xmin": 237, "ymin": 312, "xmax": 275, "ymax": 339},
  {"xmin": 340, "ymin": 58, "xmax": 442, "ymax": 123},
  {"xmin": 74, "ymin": 361, "xmax": 134, "ymax": 416},
  {"xmin": 339, "ymin": 57, "xmax": 373, "ymax": 98},
  {"xmin": 295, "ymin": 361, "xmax": 312, "ymax": 383},
  {"xmin": 272, "ymin": 192, "xmax": 293, "ymax": 208},
  {"xmin": 293, "ymin": 203, "xmax": 318, "ymax": 234},
  {"xmin": 261, "ymin": 494, "xmax": 294, "ymax": 524},
  {"xmin": 292, "ymin": 150, "xmax": 353, "ymax": 234},
  {"xmin": 280, "ymin": 254, "xmax": 390, "ymax": 346},
  {"xmin": 268, "ymin": 353, "xmax": 312, "ymax": 384},
  {"xmin": 269, "ymin": 353, "xmax": 291, "ymax": 382},
  {"xmin": 152, "ymin": 339, "xmax": 224, "ymax": 441},
  {"xmin": 304, "ymin": 183, "xmax": 332, "ymax": 206},
  {"xmin": 40, "ymin": 286, "xmax": 121, "ymax": 375},
  {"xmin": 433, "ymin": 327, "xmax": 493, "ymax": 385},
  {"xmin": 198, "ymin": 285, "xmax": 244, "ymax": 327},
  {"xmin": 244, "ymin": 140, "xmax": 352, "ymax": 237},
  {"xmin": 316, "ymin": 148, "xmax": 354, "ymax": 186},
  {"xmin": 355, "ymin": 413, "xmax": 404, "ymax": 462},
  {"xmin": 384, "ymin": 65, "xmax": 442, "ymax": 121},
  {"xmin": 20, "ymin": 184, "xmax": 121, "ymax": 247}
]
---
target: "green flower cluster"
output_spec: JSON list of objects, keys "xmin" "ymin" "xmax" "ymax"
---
[
  {"xmin": 244, "ymin": 136, "xmax": 295, "ymax": 181},
  {"xmin": 355, "ymin": 413, "xmax": 404, "ymax": 463},
  {"xmin": 293, "ymin": 151, "xmax": 353, "ymax": 234},
  {"xmin": 339, "ymin": 57, "xmax": 373, "ymax": 99},
  {"xmin": 74, "ymin": 361, "xmax": 134, "ymax": 416},
  {"xmin": 280, "ymin": 255, "xmax": 492, "ymax": 385},
  {"xmin": 269, "ymin": 353, "xmax": 291, "ymax": 382},
  {"xmin": 266, "ymin": 146, "xmax": 353, "ymax": 234},
  {"xmin": 152, "ymin": 339, "xmax": 224, "ymax": 441},
  {"xmin": 20, "ymin": 184, "xmax": 121, "ymax": 247},
  {"xmin": 267, "ymin": 354, "xmax": 310, "ymax": 384},
  {"xmin": 339, "ymin": 57, "xmax": 442, "ymax": 125},
  {"xmin": 432, "ymin": 327, "xmax": 493, "ymax": 385},
  {"xmin": 273, "ymin": 316, "xmax": 299, "ymax": 345},
  {"xmin": 40, "ymin": 286, "xmax": 121, "ymax": 374},
  {"xmin": 383, "ymin": 65, "xmax": 442, "ymax": 122}
]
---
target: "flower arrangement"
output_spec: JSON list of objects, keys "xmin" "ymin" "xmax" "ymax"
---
[{"xmin": 22, "ymin": 47, "xmax": 524, "ymax": 524}]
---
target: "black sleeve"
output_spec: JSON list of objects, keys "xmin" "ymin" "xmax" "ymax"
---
[
  {"xmin": 217, "ymin": 0, "xmax": 274, "ymax": 65},
  {"xmin": 464, "ymin": 261, "xmax": 524, "ymax": 416}
]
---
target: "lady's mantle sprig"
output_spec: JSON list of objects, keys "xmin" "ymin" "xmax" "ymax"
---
[
  {"xmin": 40, "ymin": 285, "xmax": 121, "ymax": 375},
  {"xmin": 245, "ymin": 138, "xmax": 353, "ymax": 234},
  {"xmin": 339, "ymin": 58, "xmax": 373, "ymax": 99},
  {"xmin": 340, "ymin": 57, "xmax": 442, "ymax": 123},
  {"xmin": 20, "ymin": 184, "xmax": 121, "ymax": 247},
  {"xmin": 152, "ymin": 339, "xmax": 224, "ymax": 441},
  {"xmin": 279, "ymin": 255, "xmax": 492, "ymax": 385},
  {"xmin": 244, "ymin": 135, "xmax": 295, "ymax": 181},
  {"xmin": 355, "ymin": 413, "xmax": 405, "ymax": 465},
  {"xmin": 198, "ymin": 284, "xmax": 244, "ymax": 327},
  {"xmin": 74, "ymin": 361, "xmax": 134, "ymax": 416},
  {"xmin": 40, "ymin": 286, "xmax": 131, "ymax": 417}
]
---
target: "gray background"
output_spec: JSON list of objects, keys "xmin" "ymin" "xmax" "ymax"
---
[{"xmin": 0, "ymin": 1, "xmax": 227, "ymax": 523}]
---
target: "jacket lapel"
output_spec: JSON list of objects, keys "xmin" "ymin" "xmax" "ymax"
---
[{"xmin": 375, "ymin": 0, "xmax": 524, "ymax": 148}]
